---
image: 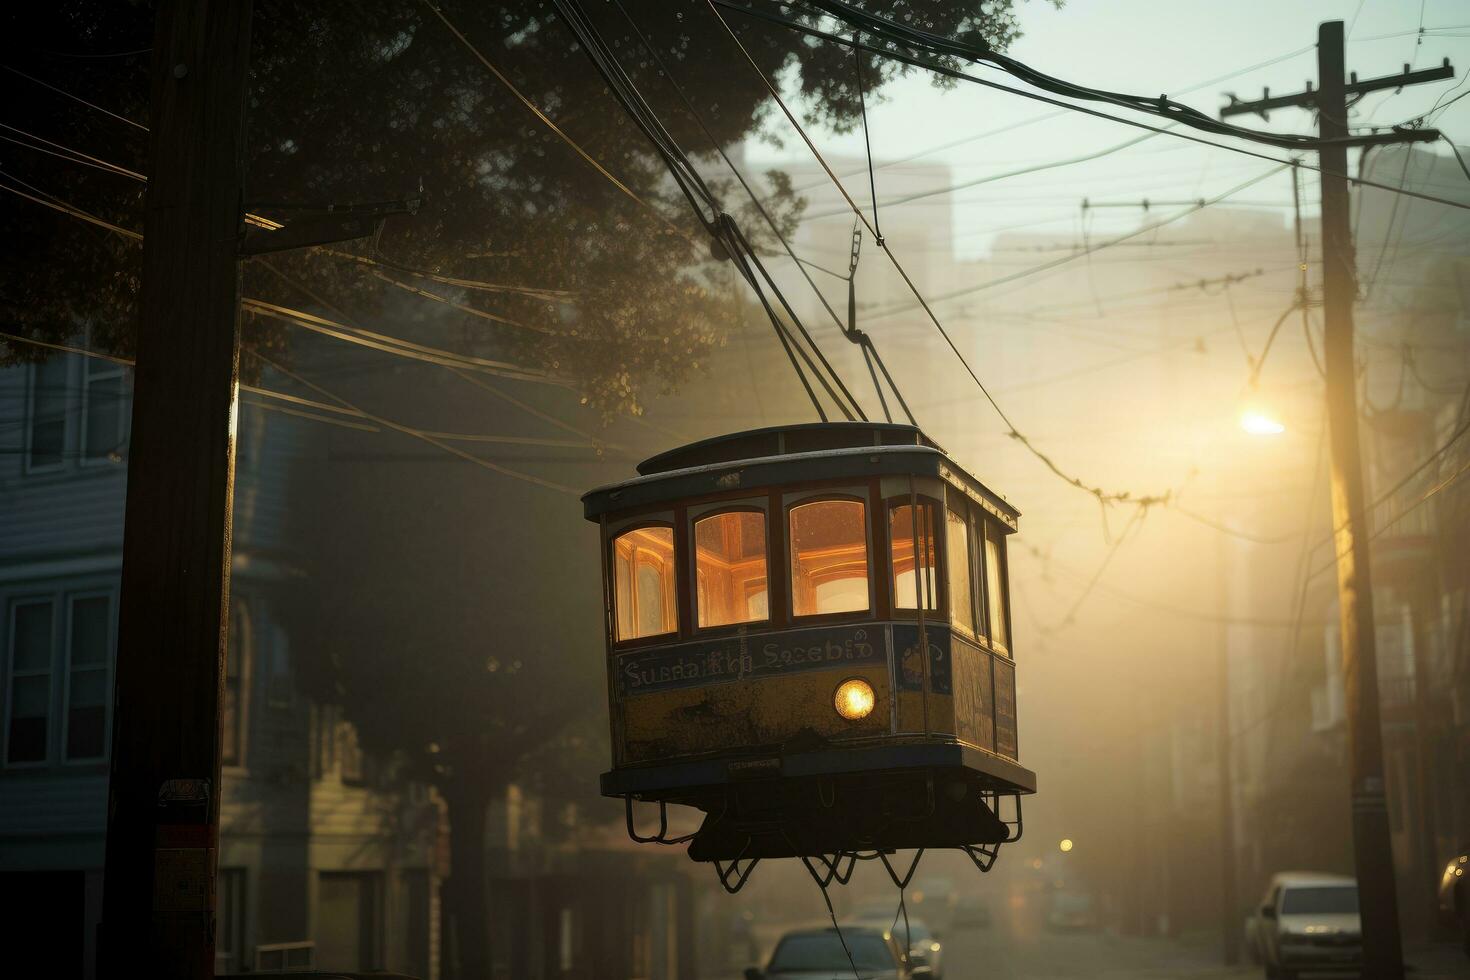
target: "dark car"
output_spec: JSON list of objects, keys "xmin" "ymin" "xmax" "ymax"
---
[{"xmin": 746, "ymin": 925, "xmax": 922, "ymax": 980}]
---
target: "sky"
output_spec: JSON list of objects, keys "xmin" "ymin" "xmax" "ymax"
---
[{"xmin": 745, "ymin": 0, "xmax": 1470, "ymax": 258}]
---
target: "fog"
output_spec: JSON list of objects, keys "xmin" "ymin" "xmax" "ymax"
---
[{"xmin": 1, "ymin": 1, "xmax": 1467, "ymax": 978}]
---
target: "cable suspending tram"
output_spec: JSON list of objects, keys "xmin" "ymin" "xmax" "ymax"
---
[{"xmin": 584, "ymin": 422, "xmax": 1035, "ymax": 890}]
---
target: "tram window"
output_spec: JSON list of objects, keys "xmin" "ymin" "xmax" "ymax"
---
[
  {"xmin": 789, "ymin": 499, "xmax": 870, "ymax": 616},
  {"xmin": 612, "ymin": 526, "xmax": 677, "ymax": 641},
  {"xmin": 694, "ymin": 511, "xmax": 769, "ymax": 628},
  {"xmin": 889, "ymin": 501, "xmax": 938, "ymax": 611},
  {"xmin": 945, "ymin": 506, "xmax": 976, "ymax": 635},
  {"xmin": 984, "ymin": 522, "xmax": 1010, "ymax": 652}
]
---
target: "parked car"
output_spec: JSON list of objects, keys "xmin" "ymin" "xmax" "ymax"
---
[
  {"xmin": 950, "ymin": 894, "xmax": 992, "ymax": 929},
  {"xmin": 1246, "ymin": 872, "xmax": 1361, "ymax": 979},
  {"xmin": 853, "ymin": 916, "xmax": 944, "ymax": 980},
  {"xmin": 1044, "ymin": 889, "xmax": 1098, "ymax": 931},
  {"xmin": 1436, "ymin": 843, "xmax": 1469, "ymax": 957},
  {"xmin": 746, "ymin": 925, "xmax": 923, "ymax": 980}
]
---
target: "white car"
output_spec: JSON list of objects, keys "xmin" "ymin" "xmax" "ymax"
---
[{"xmin": 1247, "ymin": 872, "xmax": 1361, "ymax": 980}]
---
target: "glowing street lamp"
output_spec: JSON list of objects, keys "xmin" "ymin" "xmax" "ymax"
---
[
  {"xmin": 1059, "ymin": 838, "xmax": 1074, "ymax": 853},
  {"xmin": 1239, "ymin": 409, "xmax": 1285, "ymax": 436}
]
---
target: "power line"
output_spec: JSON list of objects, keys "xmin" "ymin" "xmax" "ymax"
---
[
  {"xmin": 866, "ymin": 165, "xmax": 1288, "ymax": 321},
  {"xmin": 551, "ymin": 0, "xmax": 865, "ymax": 423},
  {"xmin": 247, "ymin": 348, "xmax": 579, "ymax": 495},
  {"xmin": 241, "ymin": 298, "xmax": 558, "ymax": 384},
  {"xmin": 719, "ymin": 1, "xmax": 1470, "ymax": 213},
  {"xmin": 419, "ymin": 0, "xmax": 690, "ymax": 242},
  {"xmin": 1, "ymin": 64, "xmax": 148, "ymax": 131},
  {"xmin": 0, "ymin": 172, "xmax": 141, "ymax": 241},
  {"xmin": 705, "ymin": 0, "xmax": 1174, "ymax": 510},
  {"xmin": 793, "ymin": 41, "xmax": 1319, "ymax": 193},
  {"xmin": 799, "ymin": 128, "xmax": 1168, "ymax": 224},
  {"xmin": 0, "ymin": 329, "xmax": 603, "ymax": 456},
  {"xmin": 605, "ymin": 0, "xmax": 913, "ymax": 423}
]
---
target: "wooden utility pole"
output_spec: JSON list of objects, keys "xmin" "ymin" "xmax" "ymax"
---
[
  {"xmin": 100, "ymin": 1, "xmax": 254, "ymax": 976},
  {"xmin": 1221, "ymin": 21, "xmax": 1454, "ymax": 979}
]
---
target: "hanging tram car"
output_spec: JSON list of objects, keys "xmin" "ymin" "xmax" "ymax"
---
[{"xmin": 584, "ymin": 422, "xmax": 1034, "ymax": 890}]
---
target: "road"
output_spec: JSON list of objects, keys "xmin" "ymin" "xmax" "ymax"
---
[
  {"xmin": 934, "ymin": 925, "xmax": 1465, "ymax": 980},
  {"xmin": 936, "ymin": 927, "xmax": 1254, "ymax": 980}
]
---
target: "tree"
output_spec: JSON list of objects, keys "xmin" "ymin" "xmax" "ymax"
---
[{"xmin": 1, "ymin": 2, "xmax": 1039, "ymax": 975}]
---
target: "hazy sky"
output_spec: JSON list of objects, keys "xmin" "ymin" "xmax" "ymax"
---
[{"xmin": 747, "ymin": 0, "xmax": 1470, "ymax": 257}]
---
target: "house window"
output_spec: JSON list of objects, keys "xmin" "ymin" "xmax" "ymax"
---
[
  {"xmin": 612, "ymin": 526, "xmax": 676, "ymax": 641},
  {"xmin": 6, "ymin": 600, "xmax": 54, "ymax": 764},
  {"xmin": 27, "ymin": 357, "xmax": 69, "ymax": 471},
  {"xmin": 64, "ymin": 594, "xmax": 111, "ymax": 761},
  {"xmin": 222, "ymin": 603, "xmax": 249, "ymax": 767},
  {"xmin": 984, "ymin": 522, "xmax": 1010, "ymax": 652},
  {"xmin": 945, "ymin": 507, "xmax": 976, "ymax": 636},
  {"xmin": 789, "ymin": 498, "xmax": 869, "ymax": 617},
  {"xmin": 81, "ymin": 355, "xmax": 128, "ymax": 463},
  {"xmin": 889, "ymin": 501, "xmax": 938, "ymax": 611},
  {"xmin": 694, "ymin": 510, "xmax": 768, "ymax": 628}
]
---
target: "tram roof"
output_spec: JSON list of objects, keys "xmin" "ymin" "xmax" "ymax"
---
[{"xmin": 583, "ymin": 422, "xmax": 1019, "ymax": 526}]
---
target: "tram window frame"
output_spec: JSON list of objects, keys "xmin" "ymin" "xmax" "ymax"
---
[
  {"xmin": 983, "ymin": 519, "xmax": 1012, "ymax": 656},
  {"xmin": 784, "ymin": 490, "xmax": 873, "ymax": 621},
  {"xmin": 944, "ymin": 502, "xmax": 978, "ymax": 639},
  {"xmin": 689, "ymin": 505, "xmax": 771, "ymax": 632},
  {"xmin": 608, "ymin": 521, "xmax": 679, "ymax": 645},
  {"xmin": 887, "ymin": 497, "xmax": 940, "ymax": 616}
]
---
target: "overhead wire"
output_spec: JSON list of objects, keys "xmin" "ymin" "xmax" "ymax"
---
[
  {"xmin": 0, "ymin": 172, "xmax": 141, "ymax": 241},
  {"xmin": 794, "ymin": 40, "xmax": 1318, "ymax": 194},
  {"xmin": 793, "ymin": 0, "xmax": 1411, "ymax": 150},
  {"xmin": 1, "ymin": 64, "xmax": 148, "ymax": 131},
  {"xmin": 716, "ymin": 1, "xmax": 1470, "ymax": 213},
  {"xmin": 605, "ymin": 0, "xmax": 913, "ymax": 421},
  {"xmin": 865, "ymin": 165, "xmax": 1289, "ymax": 320},
  {"xmin": 551, "ymin": 0, "xmax": 865, "ymax": 423},
  {"xmin": 705, "ymin": 0, "xmax": 1174, "ymax": 509},
  {"xmin": 0, "ymin": 330, "xmax": 601, "ymax": 458}
]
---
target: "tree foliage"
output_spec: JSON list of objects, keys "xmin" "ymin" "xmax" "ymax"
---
[{"xmin": 3, "ymin": 0, "xmax": 1032, "ymax": 413}]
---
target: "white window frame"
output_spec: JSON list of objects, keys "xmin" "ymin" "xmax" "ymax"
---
[
  {"xmin": 79, "ymin": 353, "xmax": 130, "ymax": 467},
  {"xmin": 4, "ymin": 597, "xmax": 57, "ymax": 768},
  {"xmin": 23, "ymin": 358, "xmax": 72, "ymax": 475},
  {"xmin": 61, "ymin": 590, "xmax": 114, "ymax": 765}
]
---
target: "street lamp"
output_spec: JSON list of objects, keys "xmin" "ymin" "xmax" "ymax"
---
[
  {"xmin": 1059, "ymin": 838, "xmax": 1074, "ymax": 853},
  {"xmin": 1239, "ymin": 408, "xmax": 1286, "ymax": 435}
]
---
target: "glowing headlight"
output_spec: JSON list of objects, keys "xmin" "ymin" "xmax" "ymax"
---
[{"xmin": 834, "ymin": 678, "xmax": 875, "ymax": 720}]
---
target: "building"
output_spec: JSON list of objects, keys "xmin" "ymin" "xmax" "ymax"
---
[{"xmin": 0, "ymin": 346, "xmax": 442, "ymax": 978}]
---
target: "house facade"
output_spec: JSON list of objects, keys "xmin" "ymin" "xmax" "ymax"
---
[{"xmin": 0, "ymin": 347, "xmax": 442, "ymax": 978}]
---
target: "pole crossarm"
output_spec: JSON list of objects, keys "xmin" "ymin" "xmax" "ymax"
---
[
  {"xmin": 1221, "ymin": 58, "xmax": 1454, "ymax": 122},
  {"xmin": 239, "ymin": 197, "xmax": 419, "ymax": 256}
]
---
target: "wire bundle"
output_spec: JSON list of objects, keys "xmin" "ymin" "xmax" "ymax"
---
[{"xmin": 551, "ymin": 0, "xmax": 873, "ymax": 424}]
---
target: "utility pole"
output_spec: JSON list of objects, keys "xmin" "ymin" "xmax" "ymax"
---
[
  {"xmin": 100, "ymin": 1, "xmax": 254, "ymax": 976},
  {"xmin": 1221, "ymin": 21, "xmax": 1454, "ymax": 979}
]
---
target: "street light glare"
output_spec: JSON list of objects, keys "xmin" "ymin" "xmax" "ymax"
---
[
  {"xmin": 1240, "ymin": 411, "xmax": 1286, "ymax": 436},
  {"xmin": 1060, "ymin": 838, "xmax": 1074, "ymax": 853}
]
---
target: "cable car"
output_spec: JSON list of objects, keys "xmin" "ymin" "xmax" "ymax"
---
[{"xmin": 584, "ymin": 422, "xmax": 1035, "ymax": 891}]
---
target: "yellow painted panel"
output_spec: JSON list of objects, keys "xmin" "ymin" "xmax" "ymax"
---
[{"xmin": 620, "ymin": 664, "xmax": 890, "ymax": 764}]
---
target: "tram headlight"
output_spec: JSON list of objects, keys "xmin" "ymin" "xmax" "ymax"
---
[{"xmin": 834, "ymin": 678, "xmax": 875, "ymax": 720}]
